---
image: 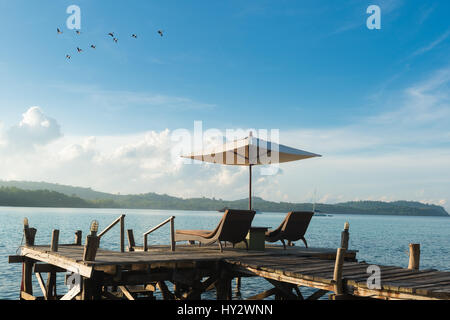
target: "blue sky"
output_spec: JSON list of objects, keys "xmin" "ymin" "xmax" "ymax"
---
[{"xmin": 0, "ymin": 1, "xmax": 449, "ymax": 210}]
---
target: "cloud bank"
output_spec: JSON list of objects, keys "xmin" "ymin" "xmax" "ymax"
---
[{"xmin": 0, "ymin": 68, "xmax": 449, "ymax": 211}]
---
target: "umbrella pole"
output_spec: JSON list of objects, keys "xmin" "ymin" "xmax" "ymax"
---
[{"xmin": 249, "ymin": 165, "xmax": 252, "ymax": 210}]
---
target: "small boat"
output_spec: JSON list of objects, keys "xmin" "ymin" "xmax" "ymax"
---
[{"xmin": 314, "ymin": 213, "xmax": 332, "ymax": 217}]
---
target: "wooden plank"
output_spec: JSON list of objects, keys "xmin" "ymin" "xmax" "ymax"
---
[
  {"xmin": 21, "ymin": 246, "xmax": 93, "ymax": 278},
  {"xmin": 8, "ymin": 255, "xmax": 25, "ymax": 263},
  {"xmin": 352, "ymin": 286, "xmax": 440, "ymax": 300},
  {"xmin": 230, "ymin": 264, "xmax": 335, "ymax": 292},
  {"xmin": 333, "ymin": 248, "xmax": 346, "ymax": 294},
  {"xmin": 35, "ymin": 273, "xmax": 48, "ymax": 300},
  {"xmin": 34, "ymin": 264, "xmax": 66, "ymax": 273},
  {"xmin": 98, "ymin": 214, "xmax": 125, "ymax": 238},
  {"xmin": 247, "ymin": 288, "xmax": 277, "ymax": 300},
  {"xmin": 20, "ymin": 291, "xmax": 37, "ymax": 301},
  {"xmin": 265, "ymin": 279, "xmax": 298, "ymax": 300},
  {"xmin": 61, "ymin": 285, "xmax": 81, "ymax": 300},
  {"xmin": 157, "ymin": 281, "xmax": 175, "ymax": 300},
  {"xmin": 118, "ymin": 285, "xmax": 135, "ymax": 300}
]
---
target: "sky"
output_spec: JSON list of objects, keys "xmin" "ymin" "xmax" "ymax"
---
[{"xmin": 0, "ymin": 0, "xmax": 449, "ymax": 211}]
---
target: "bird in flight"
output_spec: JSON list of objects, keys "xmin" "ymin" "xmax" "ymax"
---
[
  {"xmin": 108, "ymin": 32, "xmax": 114, "ymax": 37},
  {"xmin": 75, "ymin": 30, "xmax": 81, "ymax": 35},
  {"xmin": 66, "ymin": 54, "xmax": 71, "ymax": 59},
  {"xmin": 131, "ymin": 34, "xmax": 137, "ymax": 39},
  {"xmin": 158, "ymin": 30, "xmax": 164, "ymax": 37},
  {"xmin": 113, "ymin": 38, "xmax": 118, "ymax": 43},
  {"xmin": 57, "ymin": 28, "xmax": 63, "ymax": 34},
  {"xmin": 77, "ymin": 47, "xmax": 83, "ymax": 53},
  {"xmin": 90, "ymin": 45, "xmax": 96, "ymax": 49}
]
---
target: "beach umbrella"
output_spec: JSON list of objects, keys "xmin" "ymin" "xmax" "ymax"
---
[{"xmin": 182, "ymin": 132, "xmax": 321, "ymax": 210}]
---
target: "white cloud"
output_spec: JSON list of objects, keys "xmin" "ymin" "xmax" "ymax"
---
[{"xmin": 6, "ymin": 106, "xmax": 62, "ymax": 149}]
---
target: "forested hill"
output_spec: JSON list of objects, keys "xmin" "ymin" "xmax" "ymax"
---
[{"xmin": 0, "ymin": 182, "xmax": 448, "ymax": 217}]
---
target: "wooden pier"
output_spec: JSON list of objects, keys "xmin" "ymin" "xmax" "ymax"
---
[{"xmin": 8, "ymin": 216, "xmax": 450, "ymax": 301}]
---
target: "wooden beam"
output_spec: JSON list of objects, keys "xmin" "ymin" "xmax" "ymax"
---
[
  {"xmin": 61, "ymin": 285, "xmax": 81, "ymax": 300},
  {"xmin": 215, "ymin": 277, "xmax": 232, "ymax": 300},
  {"xmin": 35, "ymin": 273, "xmax": 48, "ymax": 300},
  {"xmin": 229, "ymin": 264, "xmax": 335, "ymax": 292},
  {"xmin": 118, "ymin": 285, "xmax": 135, "ymax": 300},
  {"xmin": 157, "ymin": 281, "xmax": 175, "ymax": 300},
  {"xmin": 34, "ymin": 264, "xmax": 66, "ymax": 273},
  {"xmin": 20, "ymin": 291, "xmax": 37, "ymax": 300},
  {"xmin": 333, "ymin": 247, "xmax": 346, "ymax": 294},
  {"xmin": 9, "ymin": 255, "xmax": 25, "ymax": 263},
  {"xmin": 265, "ymin": 278, "xmax": 298, "ymax": 300},
  {"xmin": 98, "ymin": 214, "xmax": 125, "ymax": 238},
  {"xmin": 247, "ymin": 288, "xmax": 278, "ymax": 300},
  {"xmin": 306, "ymin": 289, "xmax": 329, "ymax": 300},
  {"xmin": 21, "ymin": 246, "xmax": 93, "ymax": 278}
]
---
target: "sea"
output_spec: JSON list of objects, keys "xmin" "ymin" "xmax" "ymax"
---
[{"xmin": 0, "ymin": 207, "xmax": 448, "ymax": 300}]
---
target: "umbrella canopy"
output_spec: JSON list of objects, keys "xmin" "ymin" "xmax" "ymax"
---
[{"xmin": 182, "ymin": 132, "xmax": 321, "ymax": 209}]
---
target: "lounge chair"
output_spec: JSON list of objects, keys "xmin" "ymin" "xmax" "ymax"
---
[
  {"xmin": 265, "ymin": 211, "xmax": 314, "ymax": 249},
  {"xmin": 175, "ymin": 209, "xmax": 256, "ymax": 252}
]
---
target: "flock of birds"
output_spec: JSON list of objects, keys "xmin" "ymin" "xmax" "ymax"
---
[{"xmin": 57, "ymin": 28, "xmax": 164, "ymax": 60}]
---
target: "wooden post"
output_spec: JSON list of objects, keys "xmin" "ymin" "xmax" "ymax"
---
[
  {"xmin": 83, "ymin": 235, "xmax": 100, "ymax": 261},
  {"xmin": 46, "ymin": 229, "xmax": 59, "ymax": 299},
  {"xmin": 333, "ymin": 222, "xmax": 350, "ymax": 296},
  {"xmin": 408, "ymin": 243, "xmax": 420, "ymax": 270},
  {"xmin": 333, "ymin": 247, "xmax": 346, "ymax": 295},
  {"xmin": 170, "ymin": 217, "xmax": 175, "ymax": 252},
  {"xmin": 341, "ymin": 222, "xmax": 350, "ymax": 249},
  {"xmin": 81, "ymin": 271, "xmax": 103, "ymax": 300},
  {"xmin": 23, "ymin": 218, "xmax": 37, "ymax": 247},
  {"xmin": 127, "ymin": 229, "xmax": 135, "ymax": 252},
  {"xmin": 74, "ymin": 230, "xmax": 82, "ymax": 245},
  {"xmin": 144, "ymin": 234, "xmax": 148, "ymax": 252},
  {"xmin": 120, "ymin": 215, "xmax": 125, "ymax": 253},
  {"xmin": 21, "ymin": 218, "xmax": 36, "ymax": 297},
  {"xmin": 249, "ymin": 165, "xmax": 252, "ymax": 210},
  {"xmin": 216, "ymin": 269, "xmax": 232, "ymax": 300}
]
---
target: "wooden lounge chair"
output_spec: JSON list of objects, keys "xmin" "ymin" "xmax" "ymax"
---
[
  {"xmin": 265, "ymin": 211, "xmax": 314, "ymax": 249},
  {"xmin": 175, "ymin": 209, "xmax": 256, "ymax": 252}
]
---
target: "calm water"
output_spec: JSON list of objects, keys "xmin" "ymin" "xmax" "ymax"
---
[{"xmin": 0, "ymin": 207, "xmax": 449, "ymax": 300}]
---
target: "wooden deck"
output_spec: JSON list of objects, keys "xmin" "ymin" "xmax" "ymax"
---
[
  {"xmin": 12, "ymin": 243, "xmax": 450, "ymax": 300},
  {"xmin": 9, "ymin": 216, "xmax": 450, "ymax": 301},
  {"xmin": 225, "ymin": 255, "xmax": 450, "ymax": 300}
]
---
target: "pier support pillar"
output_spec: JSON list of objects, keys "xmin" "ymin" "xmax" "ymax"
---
[{"xmin": 408, "ymin": 243, "xmax": 420, "ymax": 270}]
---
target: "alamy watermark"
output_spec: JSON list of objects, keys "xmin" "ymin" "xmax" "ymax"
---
[
  {"xmin": 366, "ymin": 265, "xmax": 381, "ymax": 289},
  {"xmin": 367, "ymin": 5, "xmax": 381, "ymax": 30},
  {"xmin": 66, "ymin": 5, "xmax": 81, "ymax": 30},
  {"xmin": 170, "ymin": 121, "xmax": 281, "ymax": 176}
]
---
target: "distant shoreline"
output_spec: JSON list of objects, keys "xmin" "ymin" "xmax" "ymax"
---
[
  {"xmin": 0, "ymin": 204, "xmax": 448, "ymax": 218},
  {"xmin": 0, "ymin": 181, "xmax": 448, "ymax": 217}
]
